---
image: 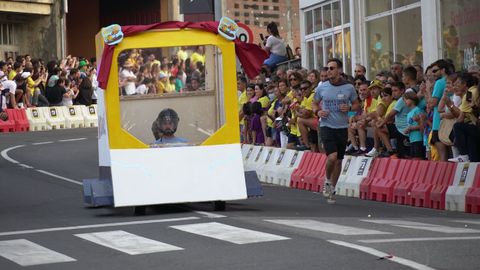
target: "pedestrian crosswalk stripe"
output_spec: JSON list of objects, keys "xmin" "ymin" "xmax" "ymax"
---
[
  {"xmin": 75, "ymin": 230, "xmax": 183, "ymax": 255},
  {"xmin": 265, "ymin": 219, "xmax": 392, "ymax": 235},
  {"xmin": 0, "ymin": 239, "xmax": 76, "ymax": 266},
  {"xmin": 170, "ymin": 222, "xmax": 289, "ymax": 244},
  {"xmin": 361, "ymin": 219, "xmax": 480, "ymax": 233}
]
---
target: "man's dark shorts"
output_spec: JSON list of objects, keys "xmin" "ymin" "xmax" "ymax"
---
[{"xmin": 320, "ymin": 127, "xmax": 348, "ymax": 160}]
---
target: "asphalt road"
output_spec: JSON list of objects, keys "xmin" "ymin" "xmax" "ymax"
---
[{"xmin": 0, "ymin": 129, "xmax": 479, "ymax": 270}]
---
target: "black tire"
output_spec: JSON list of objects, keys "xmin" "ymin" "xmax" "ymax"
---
[
  {"xmin": 213, "ymin": 201, "xmax": 226, "ymax": 211},
  {"xmin": 134, "ymin": 206, "xmax": 146, "ymax": 216}
]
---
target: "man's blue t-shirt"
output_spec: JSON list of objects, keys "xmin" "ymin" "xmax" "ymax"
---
[
  {"xmin": 432, "ymin": 77, "xmax": 446, "ymax": 131},
  {"xmin": 314, "ymin": 81, "xmax": 357, "ymax": 129},
  {"xmin": 407, "ymin": 106, "xmax": 423, "ymax": 143},
  {"xmin": 394, "ymin": 97, "xmax": 411, "ymax": 136}
]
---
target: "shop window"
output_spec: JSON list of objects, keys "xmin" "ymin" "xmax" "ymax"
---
[
  {"xmin": 394, "ymin": 8, "xmax": 422, "ymax": 66},
  {"xmin": 441, "ymin": 0, "xmax": 480, "ymax": 70},
  {"xmin": 342, "ymin": 0, "xmax": 350, "ymax": 24},
  {"xmin": 323, "ymin": 4, "xmax": 332, "ymax": 29},
  {"xmin": 394, "ymin": 0, "xmax": 419, "ymax": 8},
  {"xmin": 313, "ymin": 7, "xmax": 322, "ymax": 32},
  {"xmin": 325, "ymin": 35, "xmax": 333, "ymax": 60},
  {"xmin": 307, "ymin": 40, "xmax": 314, "ymax": 70},
  {"xmin": 343, "ymin": 27, "xmax": 352, "ymax": 73},
  {"xmin": 315, "ymin": 38, "xmax": 324, "ymax": 69},
  {"xmin": 332, "ymin": 1, "xmax": 341, "ymax": 27},
  {"xmin": 366, "ymin": 16, "xmax": 393, "ymax": 76},
  {"xmin": 365, "ymin": 0, "xmax": 390, "ymax": 16},
  {"xmin": 0, "ymin": 24, "xmax": 15, "ymax": 45},
  {"xmin": 305, "ymin": 10, "xmax": 313, "ymax": 35}
]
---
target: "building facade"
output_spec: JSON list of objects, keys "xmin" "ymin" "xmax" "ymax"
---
[
  {"xmin": 0, "ymin": 0, "xmax": 64, "ymax": 61},
  {"xmin": 300, "ymin": 0, "xmax": 480, "ymax": 77},
  {"xmin": 223, "ymin": 0, "xmax": 300, "ymax": 51}
]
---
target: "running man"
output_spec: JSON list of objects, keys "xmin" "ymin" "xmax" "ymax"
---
[{"xmin": 314, "ymin": 58, "xmax": 358, "ymax": 204}]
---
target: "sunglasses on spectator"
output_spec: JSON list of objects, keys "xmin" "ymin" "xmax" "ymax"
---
[
  {"xmin": 300, "ymin": 86, "xmax": 309, "ymax": 90},
  {"xmin": 381, "ymin": 93, "xmax": 391, "ymax": 97},
  {"xmin": 431, "ymin": 68, "xmax": 440, "ymax": 73},
  {"xmin": 289, "ymin": 78, "xmax": 297, "ymax": 81},
  {"xmin": 327, "ymin": 66, "xmax": 336, "ymax": 70}
]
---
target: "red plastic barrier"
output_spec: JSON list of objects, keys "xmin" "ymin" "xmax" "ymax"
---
[
  {"xmin": 292, "ymin": 153, "xmax": 326, "ymax": 191},
  {"xmin": 0, "ymin": 110, "xmax": 15, "ymax": 132},
  {"xmin": 8, "ymin": 108, "xmax": 29, "ymax": 132},
  {"xmin": 429, "ymin": 162, "xmax": 457, "ymax": 210},
  {"xmin": 303, "ymin": 153, "xmax": 327, "ymax": 192},
  {"xmin": 359, "ymin": 158, "xmax": 390, "ymax": 200},
  {"xmin": 409, "ymin": 162, "xmax": 453, "ymax": 208},
  {"xmin": 465, "ymin": 166, "xmax": 480, "ymax": 213},
  {"xmin": 369, "ymin": 159, "xmax": 406, "ymax": 202},
  {"xmin": 290, "ymin": 152, "xmax": 316, "ymax": 190},
  {"xmin": 393, "ymin": 160, "xmax": 432, "ymax": 205}
]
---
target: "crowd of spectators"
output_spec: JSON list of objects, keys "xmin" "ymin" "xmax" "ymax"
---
[
  {"xmin": 238, "ymin": 59, "xmax": 480, "ymax": 163},
  {"xmin": 0, "ymin": 54, "xmax": 98, "ymax": 120},
  {"xmin": 117, "ymin": 46, "xmax": 207, "ymax": 96}
]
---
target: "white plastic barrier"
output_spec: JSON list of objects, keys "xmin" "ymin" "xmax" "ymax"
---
[
  {"xmin": 62, "ymin": 106, "xmax": 85, "ymax": 128},
  {"xmin": 243, "ymin": 145, "xmax": 262, "ymax": 171},
  {"xmin": 335, "ymin": 156, "xmax": 357, "ymax": 196},
  {"xmin": 25, "ymin": 107, "xmax": 47, "ymax": 131},
  {"xmin": 336, "ymin": 156, "xmax": 373, "ymax": 198},
  {"xmin": 445, "ymin": 162, "xmax": 479, "ymax": 212},
  {"xmin": 82, "ymin": 104, "xmax": 98, "ymax": 127},
  {"xmin": 274, "ymin": 150, "xmax": 304, "ymax": 187},
  {"xmin": 262, "ymin": 149, "xmax": 291, "ymax": 184},
  {"xmin": 256, "ymin": 147, "xmax": 282, "ymax": 183},
  {"xmin": 41, "ymin": 106, "xmax": 66, "ymax": 130},
  {"xmin": 248, "ymin": 146, "xmax": 274, "ymax": 176},
  {"xmin": 241, "ymin": 144, "xmax": 251, "ymax": 160}
]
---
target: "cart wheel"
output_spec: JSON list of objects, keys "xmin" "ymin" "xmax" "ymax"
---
[
  {"xmin": 213, "ymin": 201, "xmax": 226, "ymax": 211},
  {"xmin": 134, "ymin": 206, "xmax": 146, "ymax": 216}
]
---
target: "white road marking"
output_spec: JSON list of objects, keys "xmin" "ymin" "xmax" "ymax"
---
[
  {"xmin": 0, "ymin": 144, "xmax": 25, "ymax": 163},
  {"xmin": 170, "ymin": 222, "xmax": 289, "ymax": 244},
  {"xmin": 359, "ymin": 236, "xmax": 480, "ymax": 243},
  {"xmin": 1, "ymin": 141, "xmax": 87, "ymax": 187},
  {"xmin": 361, "ymin": 219, "xmax": 480, "ymax": 233},
  {"xmin": 0, "ymin": 217, "xmax": 199, "ymax": 237},
  {"xmin": 452, "ymin": 220, "xmax": 480, "ymax": 225},
  {"xmin": 32, "ymin": 141, "xmax": 54, "ymax": 145},
  {"xmin": 265, "ymin": 219, "xmax": 391, "ymax": 235},
  {"xmin": 19, "ymin": 163, "xmax": 33, "ymax": 169},
  {"xmin": 0, "ymin": 239, "xmax": 76, "ymax": 266},
  {"xmin": 328, "ymin": 240, "xmax": 437, "ymax": 270},
  {"xmin": 58, "ymin": 138, "xmax": 87, "ymax": 142},
  {"xmin": 194, "ymin": 211, "xmax": 226, "ymax": 218},
  {"xmin": 35, "ymin": 169, "xmax": 83, "ymax": 186},
  {"xmin": 75, "ymin": 230, "xmax": 183, "ymax": 255}
]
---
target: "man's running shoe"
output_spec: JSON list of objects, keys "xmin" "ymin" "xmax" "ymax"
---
[
  {"xmin": 365, "ymin": 148, "xmax": 379, "ymax": 157},
  {"xmin": 327, "ymin": 191, "xmax": 336, "ymax": 204},
  {"xmin": 448, "ymin": 155, "xmax": 470, "ymax": 163},
  {"xmin": 323, "ymin": 181, "xmax": 333, "ymax": 198}
]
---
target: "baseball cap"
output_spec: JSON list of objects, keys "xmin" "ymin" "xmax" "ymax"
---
[
  {"xmin": 368, "ymin": 79, "xmax": 384, "ymax": 90},
  {"xmin": 78, "ymin": 60, "xmax": 87, "ymax": 68},
  {"xmin": 21, "ymin": 72, "xmax": 31, "ymax": 79}
]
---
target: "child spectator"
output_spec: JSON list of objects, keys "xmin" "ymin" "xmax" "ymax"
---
[
  {"xmin": 250, "ymin": 102, "xmax": 265, "ymax": 145},
  {"xmin": 404, "ymin": 91, "xmax": 425, "ymax": 159},
  {"xmin": 175, "ymin": 71, "xmax": 185, "ymax": 92},
  {"xmin": 135, "ymin": 78, "xmax": 154, "ymax": 95},
  {"xmin": 167, "ymin": 76, "xmax": 176, "ymax": 93},
  {"xmin": 62, "ymin": 79, "xmax": 77, "ymax": 106}
]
